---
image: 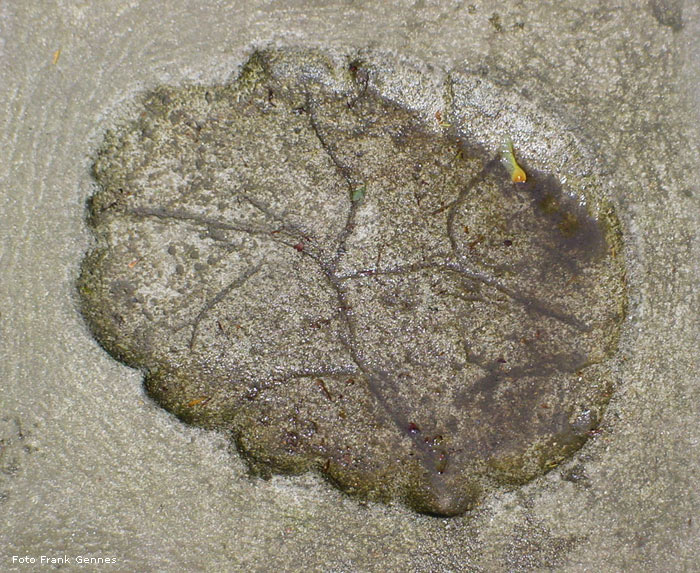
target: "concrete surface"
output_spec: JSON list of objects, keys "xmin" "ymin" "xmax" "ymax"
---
[{"xmin": 1, "ymin": 1, "xmax": 698, "ymax": 571}]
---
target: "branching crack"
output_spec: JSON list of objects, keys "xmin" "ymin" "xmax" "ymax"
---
[
  {"xmin": 445, "ymin": 157, "xmax": 500, "ymax": 254},
  {"xmin": 126, "ymin": 204, "xmax": 323, "ymax": 263},
  {"xmin": 128, "ymin": 205, "xmax": 278, "ymax": 237},
  {"xmin": 305, "ymin": 94, "xmax": 362, "ymax": 274},
  {"xmin": 188, "ymin": 263, "xmax": 262, "ymax": 349},
  {"xmin": 237, "ymin": 187, "xmax": 315, "ymax": 243},
  {"xmin": 336, "ymin": 260, "xmax": 589, "ymax": 331}
]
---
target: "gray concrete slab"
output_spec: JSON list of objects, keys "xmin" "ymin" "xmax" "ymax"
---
[{"xmin": 1, "ymin": 1, "xmax": 698, "ymax": 571}]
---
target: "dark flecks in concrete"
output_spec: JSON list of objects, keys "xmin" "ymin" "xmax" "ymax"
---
[{"xmin": 649, "ymin": 0, "xmax": 683, "ymax": 31}]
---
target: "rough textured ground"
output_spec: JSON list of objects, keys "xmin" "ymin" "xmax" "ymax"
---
[{"xmin": 1, "ymin": 1, "xmax": 699, "ymax": 571}]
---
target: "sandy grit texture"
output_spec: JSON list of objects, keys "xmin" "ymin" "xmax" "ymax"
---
[{"xmin": 1, "ymin": 1, "xmax": 699, "ymax": 571}]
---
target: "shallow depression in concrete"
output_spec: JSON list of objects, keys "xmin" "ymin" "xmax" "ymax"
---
[{"xmin": 78, "ymin": 48, "xmax": 627, "ymax": 516}]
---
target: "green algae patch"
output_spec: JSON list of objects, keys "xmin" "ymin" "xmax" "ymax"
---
[{"xmin": 78, "ymin": 48, "xmax": 627, "ymax": 516}]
